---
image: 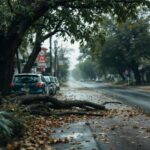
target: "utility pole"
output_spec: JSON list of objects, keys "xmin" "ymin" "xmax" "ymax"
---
[
  {"xmin": 49, "ymin": 36, "xmax": 52, "ymax": 75},
  {"xmin": 54, "ymin": 40, "xmax": 58, "ymax": 77},
  {"xmin": 16, "ymin": 49, "xmax": 21, "ymax": 73}
]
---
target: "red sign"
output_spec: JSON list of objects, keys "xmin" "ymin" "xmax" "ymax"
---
[{"xmin": 37, "ymin": 47, "xmax": 47, "ymax": 63}]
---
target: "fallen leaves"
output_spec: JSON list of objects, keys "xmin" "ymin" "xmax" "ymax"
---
[{"xmin": 6, "ymin": 114, "xmax": 83, "ymax": 149}]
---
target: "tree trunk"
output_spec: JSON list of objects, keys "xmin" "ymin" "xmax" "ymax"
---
[
  {"xmin": 0, "ymin": 22, "xmax": 28, "ymax": 94},
  {"xmin": 0, "ymin": 55, "xmax": 15, "ymax": 95},
  {"xmin": 14, "ymin": 95, "xmax": 106, "ymax": 110},
  {"xmin": 16, "ymin": 49, "xmax": 21, "ymax": 73},
  {"xmin": 22, "ymin": 31, "xmax": 42, "ymax": 73},
  {"xmin": 131, "ymin": 66, "xmax": 141, "ymax": 84},
  {"xmin": 118, "ymin": 71, "xmax": 125, "ymax": 81},
  {"xmin": 0, "ymin": 2, "xmax": 53, "ymax": 94}
]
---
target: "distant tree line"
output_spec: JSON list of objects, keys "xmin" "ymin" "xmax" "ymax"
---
[{"xmin": 73, "ymin": 17, "xmax": 150, "ymax": 84}]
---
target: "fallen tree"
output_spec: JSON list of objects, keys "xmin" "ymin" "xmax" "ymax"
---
[
  {"xmin": 15, "ymin": 95, "xmax": 105, "ymax": 109},
  {"xmin": 10, "ymin": 95, "xmax": 107, "ymax": 116},
  {"xmin": 8, "ymin": 94, "xmax": 123, "ymax": 116}
]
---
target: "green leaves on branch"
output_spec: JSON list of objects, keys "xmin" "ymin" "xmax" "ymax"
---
[{"xmin": 0, "ymin": 111, "xmax": 24, "ymax": 146}]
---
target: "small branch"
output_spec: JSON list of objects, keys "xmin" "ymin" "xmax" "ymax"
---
[
  {"xmin": 43, "ymin": 19, "xmax": 64, "ymax": 40},
  {"xmin": 57, "ymin": 28, "xmax": 71, "ymax": 37}
]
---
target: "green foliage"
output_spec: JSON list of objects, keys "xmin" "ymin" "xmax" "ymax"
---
[
  {"xmin": 102, "ymin": 18, "xmax": 150, "ymax": 68},
  {"xmin": 0, "ymin": 111, "xmax": 24, "ymax": 146},
  {"xmin": 100, "ymin": 36, "xmax": 126, "ymax": 74},
  {"xmin": 106, "ymin": 18, "xmax": 150, "ymax": 81},
  {"xmin": 71, "ymin": 68, "xmax": 82, "ymax": 80},
  {"xmin": 1, "ymin": 0, "xmax": 149, "ymax": 37},
  {"xmin": 72, "ymin": 58, "xmax": 96, "ymax": 80},
  {"xmin": 79, "ymin": 16, "xmax": 150, "ymax": 83},
  {"xmin": 0, "ymin": 0, "xmax": 150, "ymax": 91}
]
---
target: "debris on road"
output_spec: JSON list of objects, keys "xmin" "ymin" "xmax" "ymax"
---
[{"xmin": 0, "ymin": 82, "xmax": 150, "ymax": 150}]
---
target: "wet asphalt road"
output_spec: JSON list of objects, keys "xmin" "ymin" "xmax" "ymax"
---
[
  {"xmin": 72, "ymin": 81, "xmax": 150, "ymax": 112},
  {"xmin": 52, "ymin": 81, "xmax": 150, "ymax": 150}
]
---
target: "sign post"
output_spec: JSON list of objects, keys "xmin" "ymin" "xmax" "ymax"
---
[{"xmin": 37, "ymin": 47, "xmax": 47, "ymax": 72}]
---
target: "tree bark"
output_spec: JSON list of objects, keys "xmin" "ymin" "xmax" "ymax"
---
[
  {"xmin": 132, "ymin": 67, "xmax": 141, "ymax": 84},
  {"xmin": 0, "ymin": 20, "xmax": 30, "ymax": 94},
  {"xmin": 118, "ymin": 71, "xmax": 125, "ymax": 81},
  {"xmin": 14, "ymin": 95, "xmax": 106, "ymax": 110},
  {"xmin": 0, "ymin": 1, "xmax": 54, "ymax": 94},
  {"xmin": 22, "ymin": 31, "xmax": 42, "ymax": 73},
  {"xmin": 16, "ymin": 49, "xmax": 21, "ymax": 73},
  {"xmin": 22, "ymin": 19, "xmax": 61, "ymax": 74},
  {"xmin": 129, "ymin": 62, "xmax": 141, "ymax": 84}
]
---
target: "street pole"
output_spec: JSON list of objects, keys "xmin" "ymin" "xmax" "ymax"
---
[
  {"xmin": 49, "ymin": 36, "xmax": 52, "ymax": 75},
  {"xmin": 16, "ymin": 49, "xmax": 21, "ymax": 73},
  {"xmin": 54, "ymin": 40, "xmax": 58, "ymax": 77}
]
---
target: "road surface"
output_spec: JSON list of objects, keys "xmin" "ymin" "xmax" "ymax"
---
[
  {"xmin": 51, "ymin": 81, "xmax": 150, "ymax": 150},
  {"xmin": 68, "ymin": 81, "xmax": 150, "ymax": 112}
]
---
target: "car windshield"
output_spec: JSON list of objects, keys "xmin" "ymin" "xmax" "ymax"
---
[
  {"xmin": 43, "ymin": 76, "xmax": 50, "ymax": 83},
  {"xmin": 54, "ymin": 77, "xmax": 59, "ymax": 83},
  {"xmin": 14, "ymin": 75, "xmax": 39, "ymax": 83},
  {"xmin": 49, "ymin": 76, "xmax": 55, "ymax": 82}
]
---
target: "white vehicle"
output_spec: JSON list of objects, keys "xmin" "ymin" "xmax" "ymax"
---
[
  {"xmin": 54, "ymin": 77, "xmax": 60, "ymax": 90},
  {"xmin": 43, "ymin": 76, "xmax": 56, "ymax": 95}
]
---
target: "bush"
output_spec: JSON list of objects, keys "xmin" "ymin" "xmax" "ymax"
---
[{"xmin": 0, "ymin": 111, "xmax": 24, "ymax": 146}]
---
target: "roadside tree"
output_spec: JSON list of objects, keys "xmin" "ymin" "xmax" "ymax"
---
[
  {"xmin": 100, "ymin": 18, "xmax": 150, "ymax": 84},
  {"xmin": 0, "ymin": 1, "xmax": 149, "ymax": 94},
  {"xmin": 73, "ymin": 58, "xmax": 96, "ymax": 80}
]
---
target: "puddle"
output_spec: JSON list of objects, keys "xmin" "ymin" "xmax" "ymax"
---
[{"xmin": 51, "ymin": 122, "xmax": 100, "ymax": 150}]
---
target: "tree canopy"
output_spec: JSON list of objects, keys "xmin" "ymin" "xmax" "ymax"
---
[
  {"xmin": 72, "ymin": 58, "xmax": 96, "ymax": 80},
  {"xmin": 79, "ymin": 16, "xmax": 150, "ymax": 83},
  {"xmin": 0, "ymin": 0, "xmax": 150, "ymax": 93}
]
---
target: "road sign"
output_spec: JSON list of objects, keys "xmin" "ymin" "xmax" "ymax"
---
[{"xmin": 37, "ymin": 47, "xmax": 47, "ymax": 63}]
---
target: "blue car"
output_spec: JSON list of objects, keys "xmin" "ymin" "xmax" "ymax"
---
[{"xmin": 11, "ymin": 73, "xmax": 49, "ymax": 94}]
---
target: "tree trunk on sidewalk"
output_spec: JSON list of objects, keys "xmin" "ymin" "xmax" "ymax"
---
[
  {"xmin": 130, "ymin": 63, "xmax": 141, "ymax": 84},
  {"xmin": 132, "ymin": 67, "xmax": 141, "ymax": 84},
  {"xmin": 16, "ymin": 49, "xmax": 21, "ymax": 73},
  {"xmin": 22, "ymin": 23, "xmax": 61, "ymax": 73},
  {"xmin": 22, "ymin": 31, "xmax": 42, "ymax": 73},
  {"xmin": 0, "ymin": 2, "xmax": 52, "ymax": 94},
  {"xmin": 0, "ymin": 21, "xmax": 29, "ymax": 94},
  {"xmin": 118, "ymin": 71, "xmax": 125, "ymax": 81}
]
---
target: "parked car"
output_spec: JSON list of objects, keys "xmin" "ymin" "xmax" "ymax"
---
[
  {"xmin": 49, "ymin": 76, "xmax": 57, "ymax": 93},
  {"xmin": 54, "ymin": 77, "xmax": 60, "ymax": 90},
  {"xmin": 43, "ymin": 76, "xmax": 56, "ymax": 95},
  {"xmin": 11, "ymin": 73, "xmax": 49, "ymax": 94}
]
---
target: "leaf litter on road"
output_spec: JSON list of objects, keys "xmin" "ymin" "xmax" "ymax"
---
[{"xmin": 2, "ymin": 85, "xmax": 150, "ymax": 150}]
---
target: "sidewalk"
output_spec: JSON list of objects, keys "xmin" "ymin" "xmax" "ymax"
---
[
  {"xmin": 112, "ymin": 83, "xmax": 150, "ymax": 93},
  {"xmin": 131, "ymin": 85, "xmax": 150, "ymax": 92}
]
